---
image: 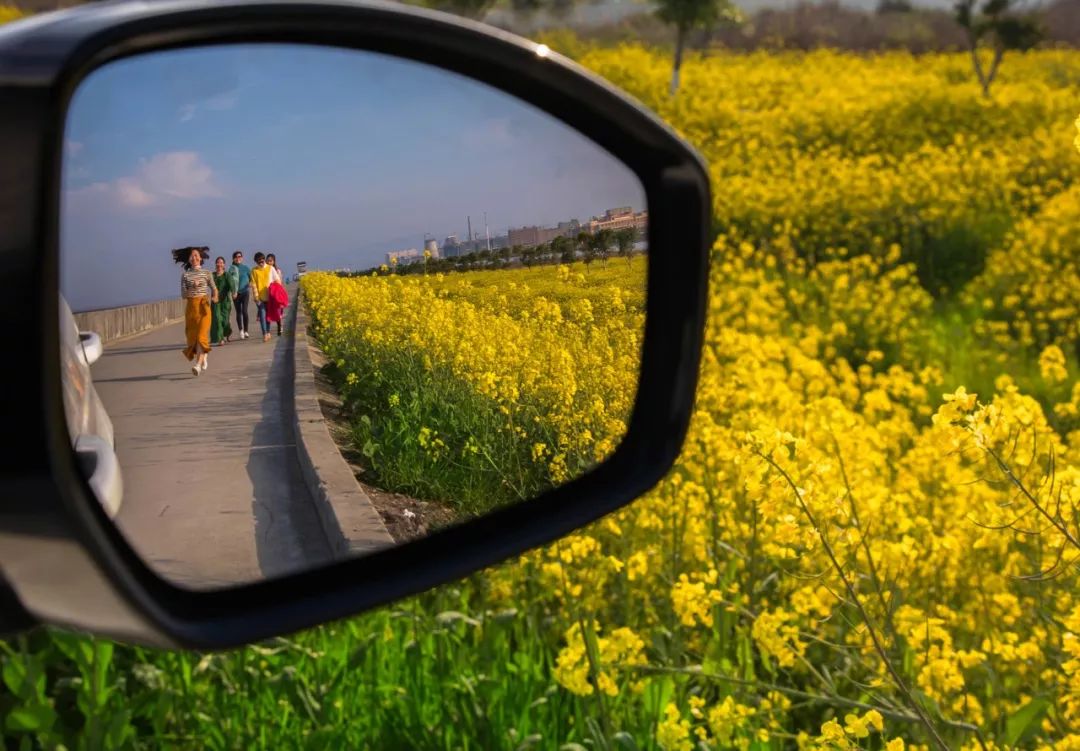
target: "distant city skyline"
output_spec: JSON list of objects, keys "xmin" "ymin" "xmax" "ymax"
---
[
  {"xmin": 377, "ymin": 203, "xmax": 644, "ymax": 259},
  {"xmin": 60, "ymin": 43, "xmax": 644, "ymax": 311}
]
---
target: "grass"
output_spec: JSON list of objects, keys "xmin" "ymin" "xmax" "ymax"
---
[{"xmin": 2, "ymin": 589, "xmax": 661, "ymax": 750}]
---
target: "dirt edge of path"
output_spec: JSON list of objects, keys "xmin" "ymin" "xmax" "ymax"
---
[{"xmin": 304, "ymin": 329, "xmax": 457, "ymax": 544}]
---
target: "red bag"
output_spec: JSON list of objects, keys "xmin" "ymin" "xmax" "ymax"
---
[{"xmin": 266, "ymin": 281, "xmax": 289, "ymax": 324}]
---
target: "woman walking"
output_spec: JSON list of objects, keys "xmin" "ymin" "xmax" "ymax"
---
[
  {"xmin": 265, "ymin": 253, "xmax": 289, "ymax": 337},
  {"xmin": 211, "ymin": 256, "xmax": 236, "ymax": 346},
  {"xmin": 173, "ymin": 246, "xmax": 217, "ymax": 376},
  {"xmin": 249, "ymin": 252, "xmax": 273, "ymax": 342}
]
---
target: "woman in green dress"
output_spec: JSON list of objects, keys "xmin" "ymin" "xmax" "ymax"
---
[{"xmin": 211, "ymin": 256, "xmax": 236, "ymax": 346}]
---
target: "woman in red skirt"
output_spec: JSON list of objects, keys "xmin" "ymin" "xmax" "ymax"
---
[{"xmin": 265, "ymin": 253, "xmax": 289, "ymax": 337}]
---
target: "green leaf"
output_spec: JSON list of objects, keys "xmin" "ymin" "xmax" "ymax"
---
[
  {"xmin": 2, "ymin": 659, "xmax": 27, "ymax": 697},
  {"xmin": 643, "ymin": 676, "xmax": 675, "ymax": 721},
  {"xmin": 105, "ymin": 708, "xmax": 134, "ymax": 748},
  {"xmin": 1005, "ymin": 697, "xmax": 1050, "ymax": 747},
  {"xmin": 5, "ymin": 704, "xmax": 57, "ymax": 733}
]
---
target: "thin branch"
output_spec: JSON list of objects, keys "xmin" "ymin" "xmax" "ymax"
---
[
  {"xmin": 832, "ymin": 435, "xmax": 900, "ymax": 644},
  {"xmin": 754, "ymin": 449, "xmax": 955, "ymax": 751},
  {"xmin": 982, "ymin": 443, "xmax": 1080, "ymax": 551}
]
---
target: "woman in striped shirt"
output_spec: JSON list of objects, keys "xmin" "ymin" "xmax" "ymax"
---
[{"xmin": 172, "ymin": 246, "xmax": 219, "ymax": 376}]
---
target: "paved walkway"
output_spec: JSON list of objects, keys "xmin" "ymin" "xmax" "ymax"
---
[{"xmin": 90, "ymin": 290, "xmax": 336, "ymax": 590}]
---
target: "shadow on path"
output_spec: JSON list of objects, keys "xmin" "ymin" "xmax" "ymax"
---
[
  {"xmin": 94, "ymin": 374, "xmax": 191, "ymax": 384},
  {"xmin": 247, "ymin": 323, "xmax": 334, "ymax": 579},
  {"xmin": 103, "ymin": 344, "xmax": 186, "ymax": 357}
]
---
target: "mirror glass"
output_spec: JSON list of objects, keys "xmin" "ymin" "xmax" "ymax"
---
[{"xmin": 60, "ymin": 43, "xmax": 648, "ymax": 590}]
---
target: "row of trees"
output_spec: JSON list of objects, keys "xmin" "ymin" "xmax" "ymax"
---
[
  {"xmin": 355, "ymin": 226, "xmax": 641, "ymax": 277},
  {"xmin": 410, "ymin": 0, "xmax": 1045, "ymax": 98},
  {"xmin": 661, "ymin": 0, "xmax": 1042, "ymax": 96}
]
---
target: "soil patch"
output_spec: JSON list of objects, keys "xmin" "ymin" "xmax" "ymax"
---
[{"xmin": 305, "ymin": 329, "xmax": 457, "ymax": 544}]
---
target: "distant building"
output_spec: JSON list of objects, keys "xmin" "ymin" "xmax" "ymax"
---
[
  {"xmin": 443, "ymin": 235, "xmax": 509, "ymax": 256},
  {"xmin": 586, "ymin": 207, "xmax": 648, "ymax": 234},
  {"xmin": 386, "ymin": 248, "xmax": 422, "ymax": 265},
  {"xmin": 507, "ymin": 219, "xmax": 581, "ymax": 248},
  {"xmin": 426, "ymin": 207, "xmax": 643, "ymax": 262},
  {"xmin": 508, "ymin": 225, "xmax": 563, "ymax": 247}
]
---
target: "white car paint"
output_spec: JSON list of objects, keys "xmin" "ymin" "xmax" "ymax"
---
[{"xmin": 59, "ymin": 296, "xmax": 123, "ymax": 519}]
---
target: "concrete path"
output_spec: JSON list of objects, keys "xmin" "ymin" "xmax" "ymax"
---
[{"xmin": 90, "ymin": 290, "xmax": 336, "ymax": 590}]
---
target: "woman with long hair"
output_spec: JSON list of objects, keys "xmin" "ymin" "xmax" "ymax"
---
[
  {"xmin": 265, "ymin": 253, "xmax": 289, "ymax": 337},
  {"xmin": 172, "ymin": 246, "xmax": 218, "ymax": 376},
  {"xmin": 210, "ymin": 255, "xmax": 236, "ymax": 346}
]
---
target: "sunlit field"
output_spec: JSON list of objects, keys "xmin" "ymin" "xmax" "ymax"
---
[
  {"xmin": 303, "ymin": 261, "xmax": 646, "ymax": 515},
  {"xmin": 4, "ymin": 45, "xmax": 1080, "ymax": 750}
]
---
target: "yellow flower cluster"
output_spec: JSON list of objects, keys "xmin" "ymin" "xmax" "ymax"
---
[
  {"xmin": 551, "ymin": 620, "xmax": 646, "ymax": 698},
  {"xmin": 798, "ymin": 710, "xmax": 888, "ymax": 750},
  {"xmin": 303, "ymin": 47, "xmax": 1080, "ymax": 747}
]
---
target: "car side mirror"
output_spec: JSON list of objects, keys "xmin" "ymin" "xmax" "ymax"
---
[
  {"xmin": 78, "ymin": 331, "xmax": 103, "ymax": 366},
  {"xmin": 0, "ymin": 0, "xmax": 710, "ymax": 648}
]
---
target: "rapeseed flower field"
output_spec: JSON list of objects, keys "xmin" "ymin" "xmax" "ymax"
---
[
  {"xmin": 303, "ymin": 263, "xmax": 646, "ymax": 511},
  {"xmin": 4, "ymin": 45, "xmax": 1080, "ymax": 750}
]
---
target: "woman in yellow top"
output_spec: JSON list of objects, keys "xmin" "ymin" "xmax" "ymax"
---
[
  {"xmin": 172, "ymin": 246, "xmax": 218, "ymax": 375},
  {"xmin": 249, "ymin": 251, "xmax": 274, "ymax": 342}
]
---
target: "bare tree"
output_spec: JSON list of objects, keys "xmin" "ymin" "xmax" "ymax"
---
[
  {"xmin": 954, "ymin": 0, "xmax": 1042, "ymax": 97},
  {"xmin": 655, "ymin": 0, "xmax": 743, "ymax": 94}
]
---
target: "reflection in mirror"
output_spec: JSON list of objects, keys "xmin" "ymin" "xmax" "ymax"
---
[{"xmin": 61, "ymin": 43, "xmax": 648, "ymax": 590}]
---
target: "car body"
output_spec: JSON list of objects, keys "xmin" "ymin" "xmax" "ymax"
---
[{"xmin": 59, "ymin": 295, "xmax": 123, "ymax": 519}]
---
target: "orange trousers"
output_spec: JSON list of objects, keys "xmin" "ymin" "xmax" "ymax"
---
[{"xmin": 183, "ymin": 297, "xmax": 212, "ymax": 361}]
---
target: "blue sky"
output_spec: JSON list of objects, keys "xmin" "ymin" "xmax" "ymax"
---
[{"xmin": 61, "ymin": 43, "xmax": 644, "ymax": 311}]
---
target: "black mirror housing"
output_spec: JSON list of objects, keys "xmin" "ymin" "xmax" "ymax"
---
[{"xmin": 0, "ymin": 0, "xmax": 710, "ymax": 648}]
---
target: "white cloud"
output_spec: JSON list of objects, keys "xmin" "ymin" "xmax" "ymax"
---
[
  {"xmin": 65, "ymin": 140, "xmax": 84, "ymax": 157},
  {"xmin": 68, "ymin": 151, "xmax": 221, "ymax": 210},
  {"xmin": 115, "ymin": 177, "xmax": 156, "ymax": 208}
]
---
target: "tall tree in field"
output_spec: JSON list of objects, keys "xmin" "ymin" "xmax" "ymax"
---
[
  {"xmin": 593, "ymin": 229, "xmax": 614, "ymax": 267},
  {"xmin": 954, "ymin": 0, "xmax": 1042, "ymax": 97},
  {"xmin": 614, "ymin": 227, "xmax": 638, "ymax": 267},
  {"xmin": 552, "ymin": 236, "xmax": 575, "ymax": 264},
  {"xmin": 576, "ymin": 232, "xmax": 592, "ymax": 266},
  {"xmin": 656, "ymin": 0, "xmax": 742, "ymax": 94}
]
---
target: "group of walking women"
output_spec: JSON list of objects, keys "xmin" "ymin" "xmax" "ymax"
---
[{"xmin": 173, "ymin": 246, "xmax": 290, "ymax": 376}]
